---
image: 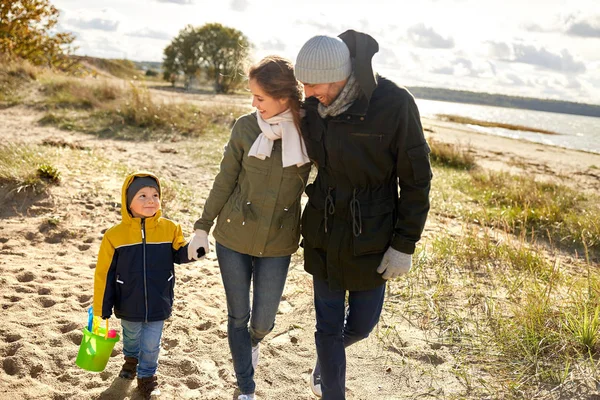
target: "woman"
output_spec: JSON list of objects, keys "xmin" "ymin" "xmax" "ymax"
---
[{"xmin": 188, "ymin": 56, "xmax": 311, "ymax": 400}]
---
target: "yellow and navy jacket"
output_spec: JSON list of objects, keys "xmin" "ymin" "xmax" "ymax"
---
[{"xmin": 93, "ymin": 172, "xmax": 192, "ymax": 322}]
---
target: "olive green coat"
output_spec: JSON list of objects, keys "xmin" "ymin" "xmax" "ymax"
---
[{"xmin": 194, "ymin": 113, "xmax": 311, "ymax": 257}]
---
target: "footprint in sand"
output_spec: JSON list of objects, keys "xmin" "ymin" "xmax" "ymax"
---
[
  {"xmin": 66, "ymin": 331, "xmax": 82, "ymax": 346},
  {"xmin": 38, "ymin": 287, "xmax": 52, "ymax": 295},
  {"xmin": 30, "ymin": 364, "xmax": 44, "ymax": 378},
  {"xmin": 178, "ymin": 358, "xmax": 199, "ymax": 375},
  {"xmin": 196, "ymin": 320, "xmax": 214, "ymax": 331},
  {"xmin": 2, "ymin": 343, "xmax": 22, "ymax": 357},
  {"xmin": 162, "ymin": 338, "xmax": 179, "ymax": 350},
  {"xmin": 78, "ymin": 294, "xmax": 92, "ymax": 303},
  {"xmin": 78, "ymin": 244, "xmax": 91, "ymax": 251},
  {"xmin": 2, "ymin": 357, "xmax": 21, "ymax": 376},
  {"xmin": 59, "ymin": 321, "xmax": 79, "ymax": 334},
  {"xmin": 15, "ymin": 286, "xmax": 35, "ymax": 294},
  {"xmin": 16, "ymin": 271, "xmax": 35, "ymax": 282},
  {"xmin": 185, "ymin": 376, "xmax": 203, "ymax": 389},
  {"xmin": 37, "ymin": 297, "xmax": 57, "ymax": 308},
  {"xmin": 5, "ymin": 333, "xmax": 22, "ymax": 343}
]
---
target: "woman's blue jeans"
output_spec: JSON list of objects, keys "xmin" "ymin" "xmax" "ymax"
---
[
  {"xmin": 216, "ymin": 242, "xmax": 291, "ymax": 395},
  {"xmin": 120, "ymin": 319, "xmax": 165, "ymax": 378}
]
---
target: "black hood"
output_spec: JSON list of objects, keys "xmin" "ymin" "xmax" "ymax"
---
[{"xmin": 338, "ymin": 30, "xmax": 379, "ymax": 100}]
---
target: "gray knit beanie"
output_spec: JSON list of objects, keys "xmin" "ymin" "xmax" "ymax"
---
[
  {"xmin": 295, "ymin": 35, "xmax": 352, "ymax": 84},
  {"xmin": 127, "ymin": 176, "xmax": 160, "ymax": 208}
]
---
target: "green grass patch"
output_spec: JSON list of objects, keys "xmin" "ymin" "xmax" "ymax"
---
[
  {"xmin": 389, "ymin": 228, "xmax": 600, "ymax": 398},
  {"xmin": 459, "ymin": 171, "xmax": 600, "ymax": 256},
  {"xmin": 0, "ymin": 143, "xmax": 59, "ymax": 191}
]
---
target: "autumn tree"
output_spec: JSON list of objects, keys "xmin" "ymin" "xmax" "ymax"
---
[
  {"xmin": 163, "ymin": 23, "xmax": 251, "ymax": 93},
  {"xmin": 0, "ymin": 0, "xmax": 76, "ymax": 69},
  {"xmin": 162, "ymin": 43, "xmax": 179, "ymax": 87}
]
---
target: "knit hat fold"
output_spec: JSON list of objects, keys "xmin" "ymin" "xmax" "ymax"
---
[
  {"xmin": 126, "ymin": 176, "xmax": 160, "ymax": 208},
  {"xmin": 295, "ymin": 36, "xmax": 352, "ymax": 84}
]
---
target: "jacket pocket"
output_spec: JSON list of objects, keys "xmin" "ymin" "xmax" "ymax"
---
[
  {"xmin": 114, "ymin": 271, "xmax": 144, "ymax": 318},
  {"xmin": 301, "ymin": 197, "xmax": 327, "ymax": 250},
  {"xmin": 352, "ymin": 197, "xmax": 395, "ymax": 256},
  {"xmin": 147, "ymin": 268, "xmax": 174, "ymax": 318},
  {"xmin": 407, "ymin": 143, "xmax": 433, "ymax": 185}
]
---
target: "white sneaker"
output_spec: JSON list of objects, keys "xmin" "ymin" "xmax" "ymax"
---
[
  {"xmin": 310, "ymin": 366, "xmax": 322, "ymax": 398},
  {"xmin": 238, "ymin": 394, "xmax": 256, "ymax": 400},
  {"xmin": 251, "ymin": 344, "xmax": 260, "ymax": 370}
]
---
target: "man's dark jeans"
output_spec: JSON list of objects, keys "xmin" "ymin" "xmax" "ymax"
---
[{"xmin": 313, "ymin": 277, "xmax": 386, "ymax": 400}]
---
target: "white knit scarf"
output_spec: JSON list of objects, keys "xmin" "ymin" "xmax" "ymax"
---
[{"xmin": 249, "ymin": 109, "xmax": 310, "ymax": 168}]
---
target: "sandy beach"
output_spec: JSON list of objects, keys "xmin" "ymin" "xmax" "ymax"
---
[{"xmin": 1, "ymin": 100, "xmax": 600, "ymax": 399}]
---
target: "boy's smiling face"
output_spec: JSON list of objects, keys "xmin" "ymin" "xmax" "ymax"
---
[{"xmin": 129, "ymin": 186, "xmax": 160, "ymax": 218}]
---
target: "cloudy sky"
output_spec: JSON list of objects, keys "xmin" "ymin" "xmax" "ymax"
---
[{"xmin": 52, "ymin": 0, "xmax": 600, "ymax": 104}]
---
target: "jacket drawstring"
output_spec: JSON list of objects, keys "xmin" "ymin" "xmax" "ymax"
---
[
  {"xmin": 324, "ymin": 187, "xmax": 335, "ymax": 233},
  {"xmin": 350, "ymin": 188, "xmax": 362, "ymax": 237}
]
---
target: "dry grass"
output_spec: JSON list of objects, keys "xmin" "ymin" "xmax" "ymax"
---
[
  {"xmin": 429, "ymin": 137, "xmax": 476, "ymax": 170},
  {"xmin": 37, "ymin": 80, "xmax": 242, "ymax": 140},
  {"xmin": 385, "ymin": 150, "xmax": 600, "ymax": 398},
  {"xmin": 0, "ymin": 57, "xmax": 41, "ymax": 106}
]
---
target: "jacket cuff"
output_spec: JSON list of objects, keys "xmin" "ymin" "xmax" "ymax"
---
[
  {"xmin": 193, "ymin": 219, "xmax": 212, "ymax": 233},
  {"xmin": 390, "ymin": 235, "xmax": 415, "ymax": 254}
]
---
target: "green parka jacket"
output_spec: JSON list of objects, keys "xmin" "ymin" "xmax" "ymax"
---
[
  {"xmin": 194, "ymin": 113, "xmax": 311, "ymax": 257},
  {"xmin": 300, "ymin": 30, "xmax": 433, "ymax": 291}
]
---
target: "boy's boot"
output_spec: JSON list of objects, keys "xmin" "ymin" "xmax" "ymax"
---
[
  {"xmin": 138, "ymin": 375, "xmax": 160, "ymax": 399},
  {"xmin": 118, "ymin": 356, "xmax": 138, "ymax": 380}
]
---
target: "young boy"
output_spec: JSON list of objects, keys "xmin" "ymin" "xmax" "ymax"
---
[{"xmin": 93, "ymin": 171, "xmax": 195, "ymax": 398}]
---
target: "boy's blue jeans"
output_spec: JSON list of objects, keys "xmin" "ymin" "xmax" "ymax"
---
[
  {"xmin": 216, "ymin": 242, "xmax": 291, "ymax": 395},
  {"xmin": 121, "ymin": 319, "xmax": 165, "ymax": 378},
  {"xmin": 313, "ymin": 278, "xmax": 386, "ymax": 400}
]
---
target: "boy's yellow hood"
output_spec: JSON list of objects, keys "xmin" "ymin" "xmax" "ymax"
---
[{"xmin": 121, "ymin": 171, "xmax": 162, "ymax": 223}]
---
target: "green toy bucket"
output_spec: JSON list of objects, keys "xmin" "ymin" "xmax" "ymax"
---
[{"xmin": 75, "ymin": 326, "xmax": 120, "ymax": 372}]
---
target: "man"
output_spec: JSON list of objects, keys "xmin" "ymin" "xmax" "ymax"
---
[{"xmin": 295, "ymin": 30, "xmax": 432, "ymax": 399}]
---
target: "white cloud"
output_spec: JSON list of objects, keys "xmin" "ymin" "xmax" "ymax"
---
[
  {"xmin": 126, "ymin": 28, "xmax": 171, "ymax": 41},
  {"xmin": 431, "ymin": 66, "xmax": 454, "ymax": 75},
  {"xmin": 230, "ymin": 0, "xmax": 249, "ymax": 12},
  {"xmin": 67, "ymin": 17, "xmax": 119, "ymax": 32},
  {"xmin": 523, "ymin": 14, "xmax": 600, "ymax": 39},
  {"xmin": 155, "ymin": 0, "xmax": 195, "ymax": 4},
  {"xmin": 503, "ymin": 73, "xmax": 525, "ymax": 86},
  {"xmin": 486, "ymin": 41, "xmax": 511, "ymax": 59},
  {"xmin": 512, "ymin": 44, "xmax": 586, "ymax": 74},
  {"xmin": 260, "ymin": 39, "xmax": 286, "ymax": 53},
  {"xmin": 406, "ymin": 23, "xmax": 454, "ymax": 49},
  {"xmin": 566, "ymin": 18, "xmax": 600, "ymax": 38}
]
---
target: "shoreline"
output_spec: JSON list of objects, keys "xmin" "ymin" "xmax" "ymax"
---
[
  {"xmin": 421, "ymin": 116, "xmax": 600, "ymax": 192},
  {"xmin": 423, "ymin": 116, "xmax": 600, "ymax": 156}
]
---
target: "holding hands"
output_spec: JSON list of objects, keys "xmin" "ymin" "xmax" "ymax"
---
[
  {"xmin": 376, "ymin": 247, "xmax": 412, "ymax": 280},
  {"xmin": 188, "ymin": 229, "xmax": 210, "ymax": 260}
]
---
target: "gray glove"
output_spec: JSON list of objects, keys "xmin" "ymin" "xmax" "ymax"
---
[
  {"xmin": 188, "ymin": 229, "xmax": 209, "ymax": 260},
  {"xmin": 376, "ymin": 247, "xmax": 412, "ymax": 280}
]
